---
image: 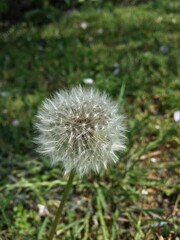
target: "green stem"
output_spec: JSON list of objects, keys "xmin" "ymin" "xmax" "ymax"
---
[
  {"xmin": 96, "ymin": 188, "xmax": 109, "ymax": 240},
  {"xmin": 48, "ymin": 171, "xmax": 75, "ymax": 240}
]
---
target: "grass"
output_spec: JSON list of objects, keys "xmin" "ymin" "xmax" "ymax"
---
[{"xmin": 0, "ymin": 1, "xmax": 180, "ymax": 239}]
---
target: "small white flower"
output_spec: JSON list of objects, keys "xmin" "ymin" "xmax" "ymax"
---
[
  {"xmin": 159, "ymin": 45, "xmax": 169, "ymax": 54},
  {"xmin": 34, "ymin": 86, "xmax": 126, "ymax": 176},
  {"xmin": 12, "ymin": 119, "xmax": 19, "ymax": 126},
  {"xmin": 112, "ymin": 63, "xmax": 119, "ymax": 69},
  {"xmin": 150, "ymin": 157, "xmax": 157, "ymax": 163},
  {"xmin": 80, "ymin": 21, "xmax": 88, "ymax": 29},
  {"xmin": 83, "ymin": 78, "xmax": 94, "ymax": 84},
  {"xmin": 96, "ymin": 28, "xmax": 104, "ymax": 34},
  {"xmin": 174, "ymin": 111, "xmax": 180, "ymax": 122},
  {"xmin": 37, "ymin": 204, "xmax": 49, "ymax": 217},
  {"xmin": 2, "ymin": 109, "xmax": 8, "ymax": 114},
  {"xmin": 0, "ymin": 91, "xmax": 9, "ymax": 97},
  {"xmin": 112, "ymin": 63, "xmax": 120, "ymax": 75},
  {"xmin": 113, "ymin": 68, "xmax": 120, "ymax": 75},
  {"xmin": 172, "ymin": 18, "xmax": 176, "ymax": 24},
  {"xmin": 156, "ymin": 16, "xmax": 163, "ymax": 23},
  {"xmin": 141, "ymin": 189, "xmax": 148, "ymax": 196},
  {"xmin": 88, "ymin": 36, "xmax": 94, "ymax": 42}
]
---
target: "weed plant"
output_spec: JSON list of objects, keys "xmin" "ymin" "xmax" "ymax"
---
[{"xmin": 0, "ymin": 1, "xmax": 179, "ymax": 239}]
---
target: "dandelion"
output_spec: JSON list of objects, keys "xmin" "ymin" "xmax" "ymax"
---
[
  {"xmin": 34, "ymin": 86, "xmax": 126, "ymax": 239},
  {"xmin": 35, "ymin": 86, "xmax": 126, "ymax": 176}
]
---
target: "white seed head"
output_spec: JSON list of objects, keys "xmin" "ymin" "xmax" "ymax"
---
[{"xmin": 34, "ymin": 86, "xmax": 126, "ymax": 176}]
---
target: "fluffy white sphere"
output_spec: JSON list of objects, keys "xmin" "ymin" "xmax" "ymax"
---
[{"xmin": 34, "ymin": 86, "xmax": 126, "ymax": 176}]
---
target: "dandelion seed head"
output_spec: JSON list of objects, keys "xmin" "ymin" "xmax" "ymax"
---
[{"xmin": 34, "ymin": 86, "xmax": 126, "ymax": 176}]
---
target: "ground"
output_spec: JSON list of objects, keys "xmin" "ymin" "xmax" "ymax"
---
[{"xmin": 0, "ymin": 1, "xmax": 180, "ymax": 239}]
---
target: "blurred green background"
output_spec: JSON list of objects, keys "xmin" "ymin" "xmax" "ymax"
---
[{"xmin": 0, "ymin": 0, "xmax": 180, "ymax": 239}]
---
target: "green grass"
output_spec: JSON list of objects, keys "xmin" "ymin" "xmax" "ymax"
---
[{"xmin": 0, "ymin": 1, "xmax": 180, "ymax": 239}]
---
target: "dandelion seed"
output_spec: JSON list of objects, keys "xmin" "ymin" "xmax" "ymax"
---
[
  {"xmin": 174, "ymin": 110, "xmax": 180, "ymax": 122},
  {"xmin": 34, "ymin": 86, "xmax": 126, "ymax": 176},
  {"xmin": 83, "ymin": 78, "xmax": 94, "ymax": 84}
]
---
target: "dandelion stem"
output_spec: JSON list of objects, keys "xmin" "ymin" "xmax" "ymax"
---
[
  {"xmin": 96, "ymin": 187, "xmax": 109, "ymax": 240},
  {"xmin": 48, "ymin": 171, "xmax": 75, "ymax": 240}
]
